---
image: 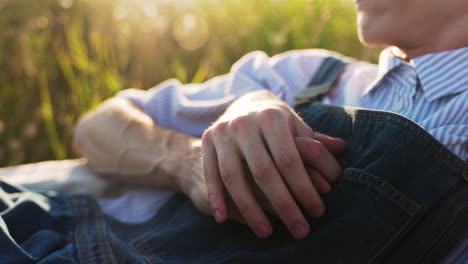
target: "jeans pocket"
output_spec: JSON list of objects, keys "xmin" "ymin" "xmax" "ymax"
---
[
  {"xmin": 129, "ymin": 195, "xmax": 252, "ymax": 264},
  {"xmin": 306, "ymin": 167, "xmax": 423, "ymax": 263},
  {"xmin": 128, "ymin": 168, "xmax": 424, "ymax": 264}
]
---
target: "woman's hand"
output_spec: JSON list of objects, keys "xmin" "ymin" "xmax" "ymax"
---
[{"xmin": 201, "ymin": 90, "xmax": 345, "ymax": 240}]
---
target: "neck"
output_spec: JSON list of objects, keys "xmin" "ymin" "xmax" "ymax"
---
[{"xmin": 394, "ymin": 17, "xmax": 468, "ymax": 60}]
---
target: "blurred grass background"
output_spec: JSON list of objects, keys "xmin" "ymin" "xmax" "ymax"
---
[{"xmin": 0, "ymin": 0, "xmax": 381, "ymax": 167}]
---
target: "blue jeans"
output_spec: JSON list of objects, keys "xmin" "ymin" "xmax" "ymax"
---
[{"xmin": 1, "ymin": 103, "xmax": 466, "ymax": 263}]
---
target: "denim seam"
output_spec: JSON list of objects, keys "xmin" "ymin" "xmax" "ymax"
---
[
  {"xmin": 90, "ymin": 199, "xmax": 118, "ymax": 264},
  {"xmin": 369, "ymin": 215, "xmax": 414, "ymax": 264},
  {"xmin": 130, "ymin": 203, "xmax": 182, "ymax": 244},
  {"xmin": 306, "ymin": 105, "xmax": 464, "ymax": 168},
  {"xmin": 203, "ymin": 251, "xmax": 242, "ymax": 264},
  {"xmin": 415, "ymin": 198, "xmax": 468, "ymax": 263},
  {"xmin": 133, "ymin": 239, "xmax": 162, "ymax": 264},
  {"xmin": 81, "ymin": 199, "xmax": 96, "ymax": 264},
  {"xmin": 73, "ymin": 197, "xmax": 94, "ymax": 264},
  {"xmin": 130, "ymin": 240, "xmax": 153, "ymax": 264},
  {"xmin": 90, "ymin": 200, "xmax": 109, "ymax": 264},
  {"xmin": 73, "ymin": 197, "xmax": 118, "ymax": 264},
  {"xmin": 344, "ymin": 168, "xmax": 422, "ymax": 216}
]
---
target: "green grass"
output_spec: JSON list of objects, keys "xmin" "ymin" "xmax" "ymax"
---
[{"xmin": 0, "ymin": 0, "xmax": 381, "ymax": 166}]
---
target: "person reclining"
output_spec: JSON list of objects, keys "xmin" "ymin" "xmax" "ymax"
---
[
  {"xmin": 75, "ymin": 0, "xmax": 467, "ymax": 240},
  {"xmin": 0, "ymin": 0, "xmax": 466, "ymax": 263}
]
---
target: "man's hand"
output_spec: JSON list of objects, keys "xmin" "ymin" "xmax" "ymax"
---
[
  {"xmin": 74, "ymin": 94, "xmax": 345, "ymax": 240},
  {"xmin": 201, "ymin": 90, "xmax": 345, "ymax": 240},
  {"xmin": 73, "ymin": 97, "xmax": 202, "ymax": 192}
]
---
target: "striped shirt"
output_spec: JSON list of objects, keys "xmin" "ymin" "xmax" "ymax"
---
[
  {"xmin": 2, "ymin": 47, "xmax": 465, "ymax": 259},
  {"xmin": 119, "ymin": 47, "xmax": 468, "ymax": 160},
  {"xmin": 105, "ymin": 46, "xmax": 467, "ymax": 225}
]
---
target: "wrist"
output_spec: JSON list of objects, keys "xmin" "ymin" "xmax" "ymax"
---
[{"xmin": 163, "ymin": 136, "xmax": 202, "ymax": 194}]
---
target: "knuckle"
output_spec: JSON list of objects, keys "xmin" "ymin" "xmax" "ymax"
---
[
  {"xmin": 252, "ymin": 166, "xmax": 274, "ymax": 185},
  {"xmin": 201, "ymin": 129, "xmax": 213, "ymax": 143},
  {"xmin": 220, "ymin": 168, "xmax": 235, "ymax": 186},
  {"xmin": 211, "ymin": 122, "xmax": 228, "ymax": 138},
  {"xmin": 308, "ymin": 142, "xmax": 325, "ymax": 160},
  {"xmin": 259, "ymin": 108, "xmax": 285, "ymax": 122},
  {"xmin": 275, "ymin": 153, "xmax": 297, "ymax": 170},
  {"xmin": 228, "ymin": 116, "xmax": 251, "ymax": 134}
]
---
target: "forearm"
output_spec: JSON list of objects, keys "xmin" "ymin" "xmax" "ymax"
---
[{"xmin": 73, "ymin": 97, "xmax": 202, "ymax": 192}]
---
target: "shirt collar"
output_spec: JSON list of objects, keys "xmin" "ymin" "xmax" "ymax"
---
[{"xmin": 365, "ymin": 46, "xmax": 468, "ymax": 102}]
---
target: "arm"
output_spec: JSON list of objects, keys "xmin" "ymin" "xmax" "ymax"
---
[
  {"xmin": 74, "ymin": 97, "xmax": 214, "ymax": 215},
  {"xmin": 75, "ymin": 49, "xmax": 343, "ymax": 171},
  {"xmin": 114, "ymin": 50, "xmax": 335, "ymax": 136},
  {"xmin": 74, "ymin": 49, "xmax": 346, "ymax": 239},
  {"xmin": 73, "ymin": 97, "xmax": 200, "ymax": 192}
]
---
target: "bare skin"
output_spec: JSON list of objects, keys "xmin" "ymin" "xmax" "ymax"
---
[
  {"xmin": 74, "ymin": 95, "xmax": 345, "ymax": 239},
  {"xmin": 199, "ymin": 0, "xmax": 468, "ymax": 239},
  {"xmin": 201, "ymin": 90, "xmax": 345, "ymax": 239},
  {"xmin": 75, "ymin": 0, "xmax": 468, "ymax": 240},
  {"xmin": 355, "ymin": 0, "xmax": 468, "ymax": 59}
]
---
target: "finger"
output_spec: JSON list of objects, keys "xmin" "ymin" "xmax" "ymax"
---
[
  {"xmin": 314, "ymin": 132, "xmax": 346, "ymax": 156},
  {"xmin": 293, "ymin": 118, "xmax": 346, "ymax": 156},
  {"xmin": 305, "ymin": 166, "xmax": 332, "ymax": 194},
  {"xmin": 293, "ymin": 118, "xmax": 315, "ymax": 138},
  {"xmin": 212, "ymin": 133, "xmax": 273, "ymax": 239},
  {"xmin": 236, "ymin": 131, "xmax": 311, "ymax": 239},
  {"xmin": 224, "ymin": 191, "xmax": 247, "ymax": 225},
  {"xmin": 293, "ymin": 121, "xmax": 333, "ymax": 194},
  {"xmin": 201, "ymin": 132, "xmax": 227, "ymax": 223},
  {"xmin": 295, "ymin": 137, "xmax": 343, "ymax": 184},
  {"xmin": 262, "ymin": 122, "xmax": 325, "ymax": 220}
]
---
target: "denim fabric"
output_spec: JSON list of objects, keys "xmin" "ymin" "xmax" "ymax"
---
[
  {"xmin": 118, "ymin": 103, "xmax": 466, "ymax": 264},
  {"xmin": 0, "ymin": 103, "xmax": 466, "ymax": 264},
  {"xmin": 0, "ymin": 182, "xmax": 78, "ymax": 263}
]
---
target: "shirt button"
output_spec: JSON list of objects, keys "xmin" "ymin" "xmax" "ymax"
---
[{"xmin": 392, "ymin": 101, "xmax": 404, "ymax": 112}]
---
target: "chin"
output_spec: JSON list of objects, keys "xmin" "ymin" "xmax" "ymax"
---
[
  {"xmin": 357, "ymin": 20, "xmax": 390, "ymax": 48},
  {"xmin": 358, "ymin": 31, "xmax": 385, "ymax": 47}
]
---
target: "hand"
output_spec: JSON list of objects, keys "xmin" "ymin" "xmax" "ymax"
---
[{"xmin": 201, "ymin": 90, "xmax": 345, "ymax": 239}]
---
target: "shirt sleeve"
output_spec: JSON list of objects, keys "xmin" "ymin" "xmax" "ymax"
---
[{"xmin": 117, "ymin": 49, "xmax": 339, "ymax": 137}]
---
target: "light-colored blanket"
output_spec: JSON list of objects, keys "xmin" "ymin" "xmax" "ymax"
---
[
  {"xmin": 0, "ymin": 159, "xmax": 111, "ymax": 196},
  {"xmin": 0, "ymin": 159, "xmax": 175, "ymax": 223}
]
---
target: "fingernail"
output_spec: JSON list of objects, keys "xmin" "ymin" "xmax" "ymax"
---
[
  {"xmin": 293, "ymin": 223, "xmax": 309, "ymax": 239},
  {"xmin": 255, "ymin": 223, "xmax": 272, "ymax": 238},
  {"xmin": 214, "ymin": 209, "xmax": 223, "ymax": 223}
]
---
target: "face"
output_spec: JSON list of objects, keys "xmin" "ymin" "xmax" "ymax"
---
[{"xmin": 354, "ymin": 0, "xmax": 468, "ymax": 54}]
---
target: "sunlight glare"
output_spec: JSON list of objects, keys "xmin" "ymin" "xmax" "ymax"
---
[
  {"xmin": 113, "ymin": 6, "xmax": 128, "ymax": 21},
  {"xmin": 173, "ymin": 13, "xmax": 209, "ymax": 50},
  {"xmin": 58, "ymin": 0, "xmax": 74, "ymax": 9}
]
